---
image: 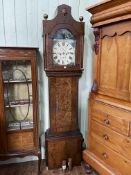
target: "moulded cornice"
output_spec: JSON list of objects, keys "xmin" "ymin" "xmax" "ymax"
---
[{"xmin": 87, "ymin": 0, "xmax": 131, "ymax": 27}]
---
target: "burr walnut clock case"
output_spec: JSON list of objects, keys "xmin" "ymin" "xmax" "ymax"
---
[
  {"xmin": 43, "ymin": 4, "xmax": 84, "ymax": 169},
  {"xmin": 0, "ymin": 47, "xmax": 41, "ymax": 173},
  {"xmin": 83, "ymin": 0, "xmax": 131, "ymax": 175}
]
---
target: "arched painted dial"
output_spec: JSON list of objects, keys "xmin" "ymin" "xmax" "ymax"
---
[{"xmin": 53, "ymin": 40, "xmax": 75, "ymax": 65}]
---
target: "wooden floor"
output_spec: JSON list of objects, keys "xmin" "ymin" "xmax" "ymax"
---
[{"xmin": 0, "ymin": 161, "xmax": 98, "ymax": 175}]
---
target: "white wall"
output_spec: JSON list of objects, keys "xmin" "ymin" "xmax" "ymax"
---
[{"xmin": 0, "ymin": 0, "xmax": 102, "ymax": 163}]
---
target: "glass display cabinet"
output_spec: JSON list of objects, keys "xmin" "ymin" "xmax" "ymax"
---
[{"xmin": 0, "ymin": 47, "xmax": 41, "ymax": 174}]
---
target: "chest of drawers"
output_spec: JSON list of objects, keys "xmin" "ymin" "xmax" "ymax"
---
[
  {"xmin": 83, "ymin": 0, "xmax": 131, "ymax": 174},
  {"xmin": 83, "ymin": 94, "xmax": 131, "ymax": 175}
]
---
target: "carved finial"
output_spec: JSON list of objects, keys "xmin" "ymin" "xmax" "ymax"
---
[
  {"xmin": 79, "ymin": 16, "xmax": 84, "ymax": 22},
  {"xmin": 62, "ymin": 8, "xmax": 67, "ymax": 16},
  {"xmin": 43, "ymin": 14, "xmax": 48, "ymax": 20}
]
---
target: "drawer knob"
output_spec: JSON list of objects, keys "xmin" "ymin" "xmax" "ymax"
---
[
  {"xmin": 104, "ymin": 119, "xmax": 110, "ymax": 125},
  {"xmin": 103, "ymin": 134, "xmax": 109, "ymax": 140},
  {"xmin": 102, "ymin": 152, "xmax": 108, "ymax": 159}
]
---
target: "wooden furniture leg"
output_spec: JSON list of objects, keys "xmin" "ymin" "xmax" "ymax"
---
[{"xmin": 82, "ymin": 161, "xmax": 93, "ymax": 174}]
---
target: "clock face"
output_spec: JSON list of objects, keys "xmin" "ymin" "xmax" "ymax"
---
[{"xmin": 53, "ymin": 39, "xmax": 75, "ymax": 65}]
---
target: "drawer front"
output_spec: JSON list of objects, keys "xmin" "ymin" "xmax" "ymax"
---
[
  {"xmin": 7, "ymin": 132, "xmax": 34, "ymax": 152},
  {"xmin": 90, "ymin": 139, "xmax": 131, "ymax": 175},
  {"xmin": 91, "ymin": 120, "xmax": 131, "ymax": 161},
  {"xmin": 91, "ymin": 100, "xmax": 130, "ymax": 136}
]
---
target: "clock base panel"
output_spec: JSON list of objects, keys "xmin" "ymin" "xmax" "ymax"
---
[{"xmin": 45, "ymin": 130, "xmax": 83, "ymax": 169}]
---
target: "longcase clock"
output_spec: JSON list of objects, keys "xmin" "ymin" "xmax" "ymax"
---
[{"xmin": 43, "ymin": 4, "xmax": 84, "ymax": 169}]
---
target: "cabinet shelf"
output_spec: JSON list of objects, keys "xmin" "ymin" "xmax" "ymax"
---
[
  {"xmin": 4, "ymin": 79, "xmax": 32, "ymax": 84},
  {"xmin": 5, "ymin": 99, "xmax": 32, "ymax": 108},
  {"xmin": 5, "ymin": 103, "xmax": 32, "ymax": 108}
]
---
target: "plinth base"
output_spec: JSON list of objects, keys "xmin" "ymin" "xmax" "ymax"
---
[{"xmin": 45, "ymin": 130, "xmax": 83, "ymax": 169}]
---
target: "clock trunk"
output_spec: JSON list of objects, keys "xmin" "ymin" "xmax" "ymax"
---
[{"xmin": 49, "ymin": 77, "xmax": 78, "ymax": 134}]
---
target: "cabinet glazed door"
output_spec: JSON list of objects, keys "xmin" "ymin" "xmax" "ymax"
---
[
  {"xmin": 97, "ymin": 21, "xmax": 131, "ymax": 101},
  {"xmin": 1, "ymin": 60, "xmax": 35, "ymax": 152}
]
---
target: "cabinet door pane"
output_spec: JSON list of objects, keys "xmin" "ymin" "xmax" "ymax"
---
[{"xmin": 2, "ymin": 60, "xmax": 34, "ymax": 131}]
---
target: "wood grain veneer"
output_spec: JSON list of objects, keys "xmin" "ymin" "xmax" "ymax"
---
[{"xmin": 84, "ymin": 0, "xmax": 131, "ymax": 174}]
